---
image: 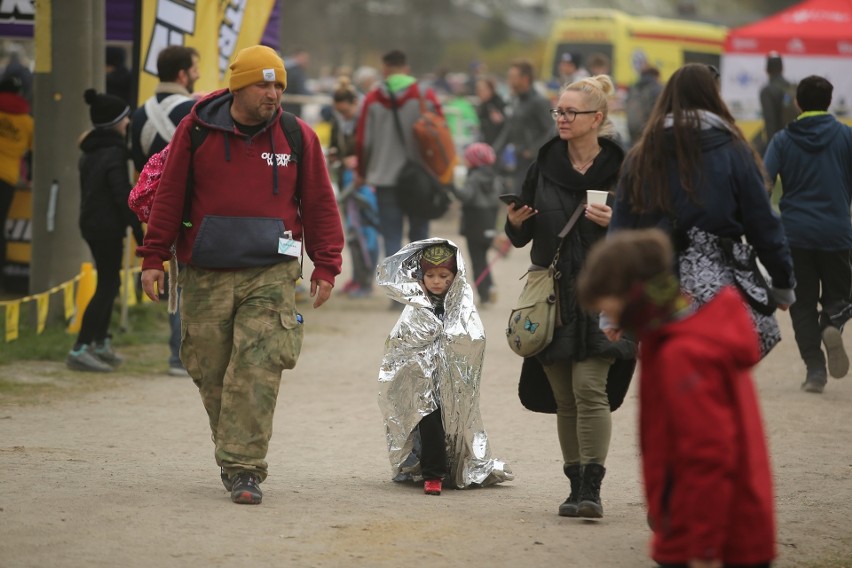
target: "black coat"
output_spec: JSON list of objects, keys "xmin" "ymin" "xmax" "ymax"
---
[
  {"xmin": 476, "ymin": 95, "xmax": 506, "ymax": 147},
  {"xmin": 78, "ymin": 128, "xmax": 143, "ymax": 243},
  {"xmin": 506, "ymin": 135, "xmax": 635, "ymax": 365}
]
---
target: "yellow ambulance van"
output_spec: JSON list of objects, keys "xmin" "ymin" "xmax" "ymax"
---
[{"xmin": 544, "ymin": 9, "xmax": 727, "ymax": 89}]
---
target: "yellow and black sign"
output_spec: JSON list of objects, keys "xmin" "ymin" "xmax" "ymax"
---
[{"xmin": 136, "ymin": 0, "xmax": 277, "ymax": 105}]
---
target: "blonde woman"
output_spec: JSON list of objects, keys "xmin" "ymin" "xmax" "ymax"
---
[{"xmin": 505, "ymin": 76, "xmax": 635, "ymax": 519}]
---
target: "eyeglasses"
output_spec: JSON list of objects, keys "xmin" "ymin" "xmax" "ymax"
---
[{"xmin": 550, "ymin": 108, "xmax": 599, "ymax": 122}]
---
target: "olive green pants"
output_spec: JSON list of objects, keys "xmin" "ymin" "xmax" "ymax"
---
[
  {"xmin": 179, "ymin": 261, "xmax": 303, "ymax": 481},
  {"xmin": 543, "ymin": 357, "xmax": 612, "ymax": 467}
]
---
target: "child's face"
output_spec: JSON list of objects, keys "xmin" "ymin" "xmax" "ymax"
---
[
  {"xmin": 423, "ymin": 267, "xmax": 455, "ymax": 296},
  {"xmin": 594, "ymin": 296, "xmax": 626, "ymax": 327}
]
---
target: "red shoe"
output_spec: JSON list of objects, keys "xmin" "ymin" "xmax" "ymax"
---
[{"xmin": 424, "ymin": 479, "xmax": 442, "ymax": 495}]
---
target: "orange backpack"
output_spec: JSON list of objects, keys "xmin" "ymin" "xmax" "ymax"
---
[{"xmin": 411, "ymin": 85, "xmax": 457, "ymax": 185}]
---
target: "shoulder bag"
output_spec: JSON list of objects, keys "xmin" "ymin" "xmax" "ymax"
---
[
  {"xmin": 674, "ymin": 225, "xmax": 781, "ymax": 358},
  {"xmin": 506, "ymin": 201, "xmax": 585, "ymax": 357}
]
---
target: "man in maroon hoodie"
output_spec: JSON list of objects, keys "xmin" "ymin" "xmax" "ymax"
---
[
  {"xmin": 139, "ymin": 45, "xmax": 344, "ymax": 505},
  {"xmin": 578, "ymin": 229, "xmax": 776, "ymax": 568}
]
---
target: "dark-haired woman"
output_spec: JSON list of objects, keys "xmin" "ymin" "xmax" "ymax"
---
[
  {"xmin": 474, "ymin": 77, "xmax": 506, "ymax": 146},
  {"xmin": 610, "ymin": 63, "xmax": 795, "ymax": 314}
]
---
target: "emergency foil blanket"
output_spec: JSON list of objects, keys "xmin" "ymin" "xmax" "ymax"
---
[{"xmin": 376, "ymin": 238, "xmax": 514, "ymax": 488}]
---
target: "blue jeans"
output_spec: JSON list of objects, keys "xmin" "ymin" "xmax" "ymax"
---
[{"xmin": 376, "ymin": 186, "xmax": 429, "ymax": 258}]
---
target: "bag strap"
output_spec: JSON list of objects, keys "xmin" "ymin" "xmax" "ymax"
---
[
  {"xmin": 550, "ymin": 202, "xmax": 586, "ymax": 268},
  {"xmin": 279, "ymin": 111, "xmax": 303, "ymax": 209},
  {"xmin": 144, "ymin": 95, "xmax": 182, "ymax": 142},
  {"xmin": 386, "ymin": 84, "xmax": 409, "ymax": 151},
  {"xmin": 181, "ymin": 123, "xmax": 207, "ymax": 228},
  {"xmin": 414, "ymin": 83, "xmax": 428, "ymax": 115},
  {"xmin": 279, "ymin": 110, "xmax": 302, "ymax": 165}
]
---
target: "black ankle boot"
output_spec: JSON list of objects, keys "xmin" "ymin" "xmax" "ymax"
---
[
  {"xmin": 558, "ymin": 464, "xmax": 582, "ymax": 517},
  {"xmin": 577, "ymin": 463, "xmax": 606, "ymax": 518}
]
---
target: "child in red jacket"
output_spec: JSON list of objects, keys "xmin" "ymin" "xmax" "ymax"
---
[{"xmin": 577, "ymin": 228, "xmax": 776, "ymax": 568}]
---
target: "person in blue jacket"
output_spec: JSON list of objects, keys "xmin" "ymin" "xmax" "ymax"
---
[
  {"xmin": 764, "ymin": 75, "xmax": 852, "ymax": 393},
  {"xmin": 609, "ymin": 63, "xmax": 795, "ymax": 332}
]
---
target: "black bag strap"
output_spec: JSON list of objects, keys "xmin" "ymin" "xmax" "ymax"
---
[
  {"xmin": 279, "ymin": 111, "xmax": 302, "ymax": 164},
  {"xmin": 550, "ymin": 202, "xmax": 586, "ymax": 269},
  {"xmin": 386, "ymin": 84, "xmax": 409, "ymax": 151},
  {"xmin": 181, "ymin": 111, "xmax": 303, "ymax": 228},
  {"xmin": 181, "ymin": 123, "xmax": 207, "ymax": 227}
]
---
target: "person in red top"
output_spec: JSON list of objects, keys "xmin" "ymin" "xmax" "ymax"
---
[
  {"xmin": 578, "ymin": 228, "xmax": 776, "ymax": 568},
  {"xmin": 354, "ymin": 49, "xmax": 444, "ymax": 260},
  {"xmin": 139, "ymin": 45, "xmax": 344, "ymax": 505}
]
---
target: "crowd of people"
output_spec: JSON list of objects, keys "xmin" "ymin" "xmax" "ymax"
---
[{"xmin": 1, "ymin": 38, "xmax": 848, "ymax": 568}]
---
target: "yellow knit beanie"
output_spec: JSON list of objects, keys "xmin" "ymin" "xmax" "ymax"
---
[{"xmin": 228, "ymin": 45, "xmax": 287, "ymax": 92}]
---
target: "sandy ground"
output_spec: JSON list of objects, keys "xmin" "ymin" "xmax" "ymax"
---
[{"xmin": 1, "ymin": 213, "xmax": 851, "ymax": 568}]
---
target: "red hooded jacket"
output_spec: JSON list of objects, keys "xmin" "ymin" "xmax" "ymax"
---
[
  {"xmin": 638, "ymin": 287, "xmax": 776, "ymax": 565},
  {"xmin": 137, "ymin": 89, "xmax": 343, "ymax": 285}
]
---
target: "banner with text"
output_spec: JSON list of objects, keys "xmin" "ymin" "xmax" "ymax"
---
[{"xmin": 137, "ymin": 0, "xmax": 277, "ymax": 105}]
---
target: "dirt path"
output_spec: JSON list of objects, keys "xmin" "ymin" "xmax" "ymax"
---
[{"xmin": 1, "ymin": 216, "xmax": 851, "ymax": 568}]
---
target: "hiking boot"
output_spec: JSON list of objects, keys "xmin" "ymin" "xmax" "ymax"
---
[
  {"xmin": 822, "ymin": 326, "xmax": 849, "ymax": 379},
  {"xmin": 230, "ymin": 471, "xmax": 262, "ymax": 505},
  {"xmin": 92, "ymin": 338, "xmax": 123, "ymax": 367},
  {"xmin": 424, "ymin": 479, "xmax": 442, "ymax": 495},
  {"xmin": 221, "ymin": 467, "xmax": 233, "ymax": 491},
  {"xmin": 558, "ymin": 464, "xmax": 582, "ymax": 517},
  {"xmin": 66, "ymin": 345, "xmax": 113, "ymax": 373},
  {"xmin": 577, "ymin": 463, "xmax": 606, "ymax": 519},
  {"xmin": 801, "ymin": 367, "xmax": 827, "ymax": 394}
]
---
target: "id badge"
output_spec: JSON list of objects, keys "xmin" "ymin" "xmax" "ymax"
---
[{"xmin": 278, "ymin": 231, "xmax": 302, "ymax": 258}]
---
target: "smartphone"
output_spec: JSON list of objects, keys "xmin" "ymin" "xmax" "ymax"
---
[{"xmin": 499, "ymin": 193, "xmax": 526, "ymax": 208}]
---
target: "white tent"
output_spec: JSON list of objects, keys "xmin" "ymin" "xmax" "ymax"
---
[{"xmin": 721, "ymin": 0, "xmax": 852, "ymax": 123}]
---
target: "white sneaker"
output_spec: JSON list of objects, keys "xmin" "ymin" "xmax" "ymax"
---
[
  {"xmin": 168, "ymin": 365, "xmax": 190, "ymax": 377},
  {"xmin": 822, "ymin": 326, "xmax": 849, "ymax": 379},
  {"xmin": 66, "ymin": 346, "xmax": 113, "ymax": 373},
  {"xmin": 92, "ymin": 339, "xmax": 123, "ymax": 367}
]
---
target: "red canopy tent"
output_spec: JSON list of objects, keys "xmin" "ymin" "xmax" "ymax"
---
[
  {"xmin": 724, "ymin": 0, "xmax": 852, "ymax": 56},
  {"xmin": 721, "ymin": 0, "xmax": 852, "ymax": 122}
]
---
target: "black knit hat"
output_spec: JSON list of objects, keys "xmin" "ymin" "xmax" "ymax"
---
[
  {"xmin": 0, "ymin": 75, "xmax": 22, "ymax": 94},
  {"xmin": 83, "ymin": 88, "xmax": 130, "ymax": 128}
]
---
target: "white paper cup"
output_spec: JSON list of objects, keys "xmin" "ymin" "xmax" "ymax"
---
[{"xmin": 586, "ymin": 190, "xmax": 609, "ymax": 206}]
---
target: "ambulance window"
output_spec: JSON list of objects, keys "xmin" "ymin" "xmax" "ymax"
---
[{"xmin": 553, "ymin": 44, "xmax": 613, "ymax": 79}]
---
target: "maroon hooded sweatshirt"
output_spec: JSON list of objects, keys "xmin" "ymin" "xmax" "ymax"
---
[{"xmin": 137, "ymin": 89, "xmax": 343, "ymax": 285}]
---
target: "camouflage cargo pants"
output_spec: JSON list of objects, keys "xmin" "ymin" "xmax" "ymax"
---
[{"xmin": 179, "ymin": 260, "xmax": 303, "ymax": 481}]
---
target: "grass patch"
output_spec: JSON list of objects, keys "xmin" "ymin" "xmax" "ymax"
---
[
  {"xmin": 0, "ymin": 302, "xmax": 170, "ymax": 366},
  {"xmin": 0, "ymin": 302, "xmax": 172, "ymax": 403}
]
